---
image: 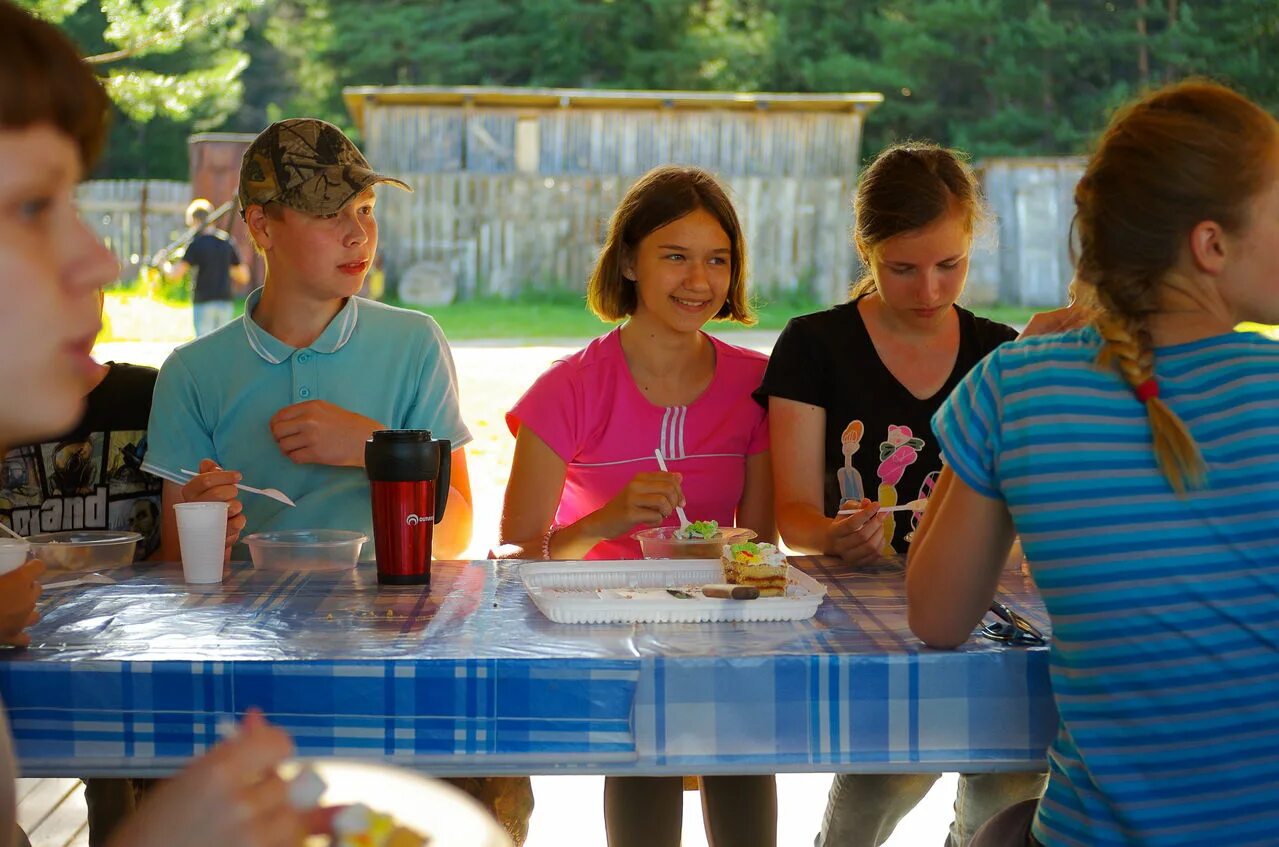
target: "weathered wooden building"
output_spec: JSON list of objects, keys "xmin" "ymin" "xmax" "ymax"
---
[
  {"xmin": 967, "ymin": 157, "xmax": 1086, "ymax": 308},
  {"xmin": 342, "ymin": 85, "xmax": 882, "ymax": 304}
]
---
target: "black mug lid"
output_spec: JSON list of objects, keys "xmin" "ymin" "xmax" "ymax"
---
[
  {"xmin": 365, "ymin": 429, "xmax": 447, "ymax": 482},
  {"xmin": 371, "ymin": 429, "xmax": 433, "ymax": 443}
]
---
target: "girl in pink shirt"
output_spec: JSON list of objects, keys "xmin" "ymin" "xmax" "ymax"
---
[
  {"xmin": 501, "ymin": 166, "xmax": 776, "ymax": 847},
  {"xmin": 505, "ymin": 328, "xmax": 770, "ymax": 560}
]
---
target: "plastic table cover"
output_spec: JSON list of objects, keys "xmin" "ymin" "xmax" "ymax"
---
[{"xmin": 0, "ymin": 557, "xmax": 1056, "ymax": 777}]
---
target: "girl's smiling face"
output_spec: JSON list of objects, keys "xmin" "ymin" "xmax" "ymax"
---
[{"xmin": 623, "ymin": 207, "xmax": 732, "ymax": 334}]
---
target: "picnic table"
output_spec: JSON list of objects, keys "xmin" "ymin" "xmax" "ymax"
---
[{"xmin": 0, "ymin": 557, "xmax": 1055, "ymax": 777}]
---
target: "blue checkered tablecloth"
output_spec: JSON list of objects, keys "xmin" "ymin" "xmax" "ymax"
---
[{"xmin": 0, "ymin": 558, "xmax": 1055, "ymax": 777}]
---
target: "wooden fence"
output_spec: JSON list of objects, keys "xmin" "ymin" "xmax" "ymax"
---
[
  {"xmin": 77, "ymin": 180, "xmax": 190, "ymax": 275},
  {"xmin": 74, "ymin": 162, "xmax": 1085, "ymax": 308},
  {"xmin": 377, "ymin": 172, "xmax": 856, "ymax": 303}
]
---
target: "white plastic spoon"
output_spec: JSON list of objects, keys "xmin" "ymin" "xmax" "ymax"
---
[
  {"xmin": 179, "ymin": 468, "xmax": 296, "ymax": 507},
  {"xmin": 0, "ymin": 522, "xmax": 23, "ymax": 542},
  {"xmin": 652, "ymin": 449, "xmax": 690, "ymax": 530}
]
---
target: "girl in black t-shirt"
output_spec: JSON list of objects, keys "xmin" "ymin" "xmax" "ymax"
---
[{"xmin": 756, "ymin": 144, "xmax": 1074, "ymax": 846}]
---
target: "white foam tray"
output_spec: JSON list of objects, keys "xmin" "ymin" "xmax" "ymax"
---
[{"xmin": 520, "ymin": 559, "xmax": 826, "ymax": 624}]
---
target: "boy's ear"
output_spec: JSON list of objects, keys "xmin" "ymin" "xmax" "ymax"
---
[{"xmin": 244, "ymin": 204, "xmax": 272, "ymax": 252}]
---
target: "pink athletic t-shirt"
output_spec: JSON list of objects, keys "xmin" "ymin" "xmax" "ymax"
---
[{"xmin": 507, "ymin": 328, "xmax": 770, "ymax": 560}]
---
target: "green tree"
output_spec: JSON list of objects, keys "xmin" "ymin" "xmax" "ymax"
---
[
  {"xmin": 26, "ymin": 0, "xmax": 1279, "ymax": 177},
  {"xmin": 273, "ymin": 0, "xmax": 723, "ymax": 127},
  {"xmin": 22, "ymin": 0, "xmax": 263, "ymax": 177}
]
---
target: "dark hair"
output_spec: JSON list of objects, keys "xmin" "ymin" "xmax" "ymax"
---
[
  {"xmin": 1073, "ymin": 80, "xmax": 1279, "ymax": 494},
  {"xmin": 850, "ymin": 142, "xmax": 985, "ymax": 298},
  {"xmin": 0, "ymin": 0, "xmax": 110, "ymax": 171},
  {"xmin": 588, "ymin": 166, "xmax": 754, "ymax": 324}
]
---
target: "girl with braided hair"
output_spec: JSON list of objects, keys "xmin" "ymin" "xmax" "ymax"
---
[{"xmin": 908, "ymin": 80, "xmax": 1279, "ymax": 846}]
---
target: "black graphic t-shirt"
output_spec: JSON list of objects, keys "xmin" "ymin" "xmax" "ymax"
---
[
  {"xmin": 754, "ymin": 298, "xmax": 1017, "ymax": 555},
  {"xmin": 0, "ymin": 363, "xmax": 163, "ymax": 559}
]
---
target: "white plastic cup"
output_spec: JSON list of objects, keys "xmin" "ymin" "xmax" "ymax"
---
[
  {"xmin": 0, "ymin": 538, "xmax": 30, "ymax": 576},
  {"xmin": 174, "ymin": 502, "xmax": 229, "ymax": 584}
]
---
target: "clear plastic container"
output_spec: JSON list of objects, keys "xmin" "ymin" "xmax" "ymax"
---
[
  {"xmin": 26, "ymin": 530, "xmax": 141, "ymax": 574},
  {"xmin": 521, "ymin": 559, "xmax": 825, "ymax": 624},
  {"xmin": 0, "ymin": 538, "xmax": 30, "ymax": 575},
  {"xmin": 244, "ymin": 529, "xmax": 367, "ymax": 571},
  {"xmin": 633, "ymin": 526, "xmax": 756, "ymax": 560}
]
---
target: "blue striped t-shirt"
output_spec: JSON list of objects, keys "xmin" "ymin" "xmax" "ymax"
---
[{"xmin": 933, "ymin": 327, "xmax": 1279, "ymax": 847}]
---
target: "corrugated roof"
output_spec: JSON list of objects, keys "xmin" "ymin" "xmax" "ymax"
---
[
  {"xmin": 342, "ymin": 85, "xmax": 883, "ymax": 130},
  {"xmin": 187, "ymin": 132, "xmax": 259, "ymax": 144}
]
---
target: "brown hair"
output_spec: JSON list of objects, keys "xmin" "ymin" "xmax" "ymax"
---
[
  {"xmin": 850, "ymin": 142, "xmax": 986, "ymax": 298},
  {"xmin": 1073, "ymin": 80, "xmax": 1279, "ymax": 494},
  {"xmin": 588, "ymin": 166, "xmax": 754, "ymax": 325},
  {"xmin": 0, "ymin": 0, "xmax": 110, "ymax": 171}
]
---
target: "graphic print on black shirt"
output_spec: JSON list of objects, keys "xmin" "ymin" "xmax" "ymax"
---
[
  {"xmin": 755, "ymin": 298, "xmax": 1017, "ymax": 554},
  {"xmin": 0, "ymin": 363, "xmax": 162, "ymax": 558}
]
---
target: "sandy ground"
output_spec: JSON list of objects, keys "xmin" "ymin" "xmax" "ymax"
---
[{"xmin": 91, "ymin": 336, "xmax": 960, "ymax": 847}]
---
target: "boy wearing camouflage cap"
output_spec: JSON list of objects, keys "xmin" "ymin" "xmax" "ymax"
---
[{"xmin": 143, "ymin": 118, "xmax": 474, "ymax": 562}]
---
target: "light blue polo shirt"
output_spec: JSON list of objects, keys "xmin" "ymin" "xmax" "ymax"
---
[{"xmin": 142, "ymin": 288, "xmax": 471, "ymax": 560}]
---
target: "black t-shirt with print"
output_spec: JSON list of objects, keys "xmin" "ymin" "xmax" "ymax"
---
[
  {"xmin": 0, "ymin": 363, "xmax": 163, "ymax": 559},
  {"xmin": 754, "ymin": 299, "xmax": 1017, "ymax": 554}
]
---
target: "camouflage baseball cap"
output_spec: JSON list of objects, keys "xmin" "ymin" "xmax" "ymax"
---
[{"xmin": 238, "ymin": 118, "xmax": 411, "ymax": 217}]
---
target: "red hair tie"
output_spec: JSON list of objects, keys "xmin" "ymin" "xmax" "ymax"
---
[{"xmin": 1135, "ymin": 378, "xmax": 1160, "ymax": 404}]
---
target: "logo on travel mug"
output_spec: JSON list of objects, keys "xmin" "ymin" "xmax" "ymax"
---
[{"xmin": 404, "ymin": 514, "xmax": 435, "ymax": 526}]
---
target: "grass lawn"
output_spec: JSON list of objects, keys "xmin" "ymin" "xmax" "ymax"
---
[{"xmin": 101, "ymin": 286, "xmax": 1042, "ymax": 343}]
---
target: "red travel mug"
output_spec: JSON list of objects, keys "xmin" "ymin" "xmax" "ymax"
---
[{"xmin": 365, "ymin": 430, "xmax": 450, "ymax": 585}]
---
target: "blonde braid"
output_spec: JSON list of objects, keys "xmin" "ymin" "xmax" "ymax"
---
[{"xmin": 1094, "ymin": 311, "xmax": 1206, "ymax": 494}]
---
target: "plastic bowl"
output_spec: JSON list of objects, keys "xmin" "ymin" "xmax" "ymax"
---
[
  {"xmin": 634, "ymin": 526, "xmax": 756, "ymax": 560},
  {"xmin": 26, "ymin": 530, "xmax": 141, "ymax": 574},
  {"xmin": 0, "ymin": 538, "xmax": 30, "ymax": 576},
  {"xmin": 244, "ymin": 529, "xmax": 367, "ymax": 571}
]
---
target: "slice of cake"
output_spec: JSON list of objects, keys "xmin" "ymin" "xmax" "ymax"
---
[{"xmin": 722, "ymin": 541, "xmax": 788, "ymax": 597}]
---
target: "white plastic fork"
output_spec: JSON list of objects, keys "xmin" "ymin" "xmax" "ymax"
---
[
  {"xmin": 179, "ymin": 468, "xmax": 296, "ymax": 507},
  {"xmin": 837, "ymin": 498, "xmax": 928, "ymax": 517},
  {"xmin": 652, "ymin": 450, "xmax": 690, "ymax": 530}
]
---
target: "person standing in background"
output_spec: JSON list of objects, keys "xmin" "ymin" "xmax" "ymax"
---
[{"xmin": 163, "ymin": 198, "xmax": 248, "ymax": 336}]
